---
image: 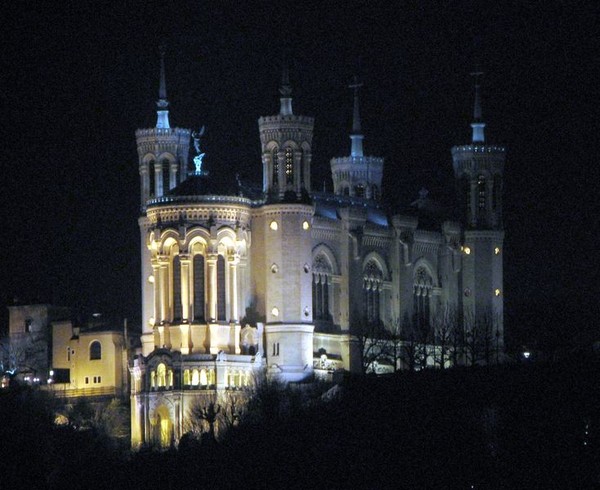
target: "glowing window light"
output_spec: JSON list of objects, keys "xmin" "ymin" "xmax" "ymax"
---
[
  {"xmin": 148, "ymin": 274, "xmax": 155, "ymax": 283},
  {"xmin": 303, "ymin": 220, "xmax": 310, "ymax": 230},
  {"xmin": 495, "ymin": 289, "xmax": 501, "ymax": 296},
  {"xmin": 463, "ymin": 246, "xmax": 471, "ymax": 255},
  {"xmin": 494, "ymin": 247, "xmax": 501, "ymax": 255},
  {"xmin": 271, "ymin": 307, "xmax": 279, "ymax": 317},
  {"xmin": 270, "ymin": 220, "xmax": 278, "ymax": 231}
]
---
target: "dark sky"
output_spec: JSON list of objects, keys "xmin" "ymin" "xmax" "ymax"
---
[{"xmin": 2, "ymin": 2, "xmax": 598, "ymax": 340}]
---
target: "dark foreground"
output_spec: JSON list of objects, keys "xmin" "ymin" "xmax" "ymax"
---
[{"xmin": 2, "ymin": 358, "xmax": 599, "ymax": 489}]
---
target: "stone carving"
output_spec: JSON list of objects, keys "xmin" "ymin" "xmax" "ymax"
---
[{"xmin": 192, "ymin": 126, "xmax": 206, "ymax": 174}]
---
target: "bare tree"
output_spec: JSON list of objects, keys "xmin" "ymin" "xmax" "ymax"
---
[
  {"xmin": 353, "ymin": 319, "xmax": 386, "ymax": 374},
  {"xmin": 397, "ymin": 316, "xmax": 423, "ymax": 372},
  {"xmin": 382, "ymin": 318, "xmax": 404, "ymax": 372},
  {"xmin": 431, "ymin": 305, "xmax": 459, "ymax": 369},
  {"xmin": 0, "ymin": 330, "xmax": 48, "ymax": 381},
  {"xmin": 462, "ymin": 308, "xmax": 500, "ymax": 366},
  {"xmin": 190, "ymin": 399, "xmax": 221, "ymax": 442}
]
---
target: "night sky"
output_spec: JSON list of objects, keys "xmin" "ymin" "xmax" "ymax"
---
[{"xmin": 2, "ymin": 2, "xmax": 598, "ymax": 341}]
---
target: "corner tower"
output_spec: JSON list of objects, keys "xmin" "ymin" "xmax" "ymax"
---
[
  {"xmin": 330, "ymin": 77, "xmax": 384, "ymax": 200},
  {"xmin": 258, "ymin": 68, "xmax": 314, "ymax": 202},
  {"xmin": 254, "ymin": 69, "xmax": 315, "ymax": 381},
  {"xmin": 452, "ymin": 72, "xmax": 505, "ymax": 351},
  {"xmin": 136, "ymin": 47, "xmax": 191, "ymax": 211},
  {"xmin": 137, "ymin": 48, "xmax": 192, "ymax": 348}
]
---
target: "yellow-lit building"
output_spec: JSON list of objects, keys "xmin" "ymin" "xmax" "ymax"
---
[{"xmin": 5, "ymin": 304, "xmax": 129, "ymax": 400}]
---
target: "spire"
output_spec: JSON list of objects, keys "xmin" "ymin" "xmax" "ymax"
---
[
  {"xmin": 156, "ymin": 45, "xmax": 170, "ymax": 129},
  {"xmin": 470, "ymin": 70, "xmax": 485, "ymax": 143},
  {"xmin": 348, "ymin": 76, "xmax": 364, "ymax": 157},
  {"xmin": 279, "ymin": 64, "xmax": 293, "ymax": 116}
]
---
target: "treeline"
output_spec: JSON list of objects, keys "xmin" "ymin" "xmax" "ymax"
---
[{"xmin": 2, "ymin": 358, "xmax": 600, "ymax": 489}]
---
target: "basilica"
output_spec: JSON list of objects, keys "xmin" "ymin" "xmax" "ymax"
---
[{"xmin": 130, "ymin": 55, "xmax": 505, "ymax": 447}]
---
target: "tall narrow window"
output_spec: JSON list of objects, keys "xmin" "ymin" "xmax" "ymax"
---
[
  {"xmin": 148, "ymin": 160, "xmax": 156, "ymax": 198},
  {"xmin": 285, "ymin": 147, "xmax": 294, "ymax": 184},
  {"xmin": 477, "ymin": 175, "xmax": 486, "ymax": 208},
  {"xmin": 272, "ymin": 147, "xmax": 279, "ymax": 187},
  {"xmin": 156, "ymin": 363, "xmax": 166, "ymax": 387},
  {"xmin": 172, "ymin": 255, "xmax": 182, "ymax": 322},
  {"xmin": 162, "ymin": 159, "xmax": 170, "ymax": 194},
  {"xmin": 355, "ymin": 184, "xmax": 365, "ymax": 198},
  {"xmin": 312, "ymin": 254, "xmax": 332, "ymax": 322},
  {"xmin": 363, "ymin": 260, "xmax": 383, "ymax": 324},
  {"xmin": 413, "ymin": 267, "xmax": 433, "ymax": 329},
  {"xmin": 89, "ymin": 341, "xmax": 102, "ymax": 361},
  {"xmin": 193, "ymin": 255, "xmax": 205, "ymax": 321},
  {"xmin": 217, "ymin": 255, "xmax": 226, "ymax": 321},
  {"xmin": 299, "ymin": 149, "xmax": 305, "ymax": 187}
]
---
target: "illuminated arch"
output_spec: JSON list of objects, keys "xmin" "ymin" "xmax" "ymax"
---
[
  {"xmin": 89, "ymin": 340, "xmax": 102, "ymax": 360},
  {"xmin": 362, "ymin": 251, "xmax": 390, "ymax": 281},
  {"xmin": 153, "ymin": 405, "xmax": 172, "ymax": 447},
  {"xmin": 413, "ymin": 260, "xmax": 436, "ymax": 329},
  {"xmin": 312, "ymin": 243, "xmax": 339, "ymax": 275}
]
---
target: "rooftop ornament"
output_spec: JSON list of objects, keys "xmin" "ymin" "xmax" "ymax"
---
[{"xmin": 192, "ymin": 125, "xmax": 207, "ymax": 175}]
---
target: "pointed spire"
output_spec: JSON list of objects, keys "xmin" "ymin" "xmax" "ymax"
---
[
  {"xmin": 348, "ymin": 76, "xmax": 364, "ymax": 157},
  {"xmin": 156, "ymin": 44, "xmax": 170, "ymax": 129},
  {"xmin": 470, "ymin": 70, "xmax": 485, "ymax": 143},
  {"xmin": 279, "ymin": 63, "xmax": 293, "ymax": 116}
]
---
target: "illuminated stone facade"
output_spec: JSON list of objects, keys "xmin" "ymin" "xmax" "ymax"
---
[{"xmin": 130, "ymin": 66, "xmax": 505, "ymax": 447}]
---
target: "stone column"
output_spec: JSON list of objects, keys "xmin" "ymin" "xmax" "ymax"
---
[
  {"xmin": 155, "ymin": 162, "xmax": 163, "ymax": 197},
  {"xmin": 179, "ymin": 254, "xmax": 191, "ymax": 322},
  {"xmin": 294, "ymin": 150, "xmax": 302, "ymax": 194},
  {"xmin": 169, "ymin": 162, "xmax": 178, "ymax": 190},
  {"xmin": 157, "ymin": 255, "xmax": 169, "ymax": 324},
  {"xmin": 228, "ymin": 256, "xmax": 239, "ymax": 323},
  {"xmin": 278, "ymin": 149, "xmax": 286, "ymax": 194},
  {"xmin": 303, "ymin": 151, "xmax": 312, "ymax": 193},
  {"xmin": 207, "ymin": 254, "xmax": 218, "ymax": 322},
  {"xmin": 152, "ymin": 262, "xmax": 160, "ymax": 326}
]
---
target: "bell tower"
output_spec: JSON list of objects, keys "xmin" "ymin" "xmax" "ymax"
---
[
  {"xmin": 452, "ymin": 71, "xmax": 504, "ymax": 230},
  {"xmin": 136, "ymin": 46, "xmax": 191, "ymax": 212},
  {"xmin": 452, "ymin": 72, "xmax": 505, "ymax": 353},
  {"xmin": 255, "ymin": 68, "xmax": 315, "ymax": 381},
  {"xmin": 330, "ymin": 77, "xmax": 383, "ymax": 200},
  {"xmin": 258, "ymin": 68, "xmax": 314, "ymax": 202}
]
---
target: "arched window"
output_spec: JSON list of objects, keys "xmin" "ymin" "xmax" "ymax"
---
[
  {"xmin": 156, "ymin": 363, "xmax": 167, "ymax": 387},
  {"xmin": 148, "ymin": 160, "xmax": 156, "ymax": 198},
  {"xmin": 183, "ymin": 369, "xmax": 190, "ymax": 386},
  {"xmin": 217, "ymin": 255, "xmax": 226, "ymax": 321},
  {"xmin": 363, "ymin": 260, "xmax": 383, "ymax": 324},
  {"xmin": 200, "ymin": 369, "xmax": 208, "ymax": 387},
  {"xmin": 89, "ymin": 341, "xmax": 102, "ymax": 360},
  {"xmin": 172, "ymin": 255, "xmax": 182, "ymax": 322},
  {"xmin": 193, "ymin": 254, "xmax": 205, "ymax": 322},
  {"xmin": 162, "ymin": 159, "xmax": 170, "ymax": 194},
  {"xmin": 355, "ymin": 184, "xmax": 365, "ymax": 198},
  {"xmin": 312, "ymin": 254, "xmax": 332, "ymax": 322},
  {"xmin": 343, "ymin": 186, "xmax": 350, "ymax": 196},
  {"xmin": 272, "ymin": 147, "xmax": 279, "ymax": 187},
  {"xmin": 285, "ymin": 147, "xmax": 294, "ymax": 184},
  {"xmin": 413, "ymin": 266, "xmax": 433, "ymax": 329},
  {"xmin": 191, "ymin": 368, "xmax": 199, "ymax": 386}
]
